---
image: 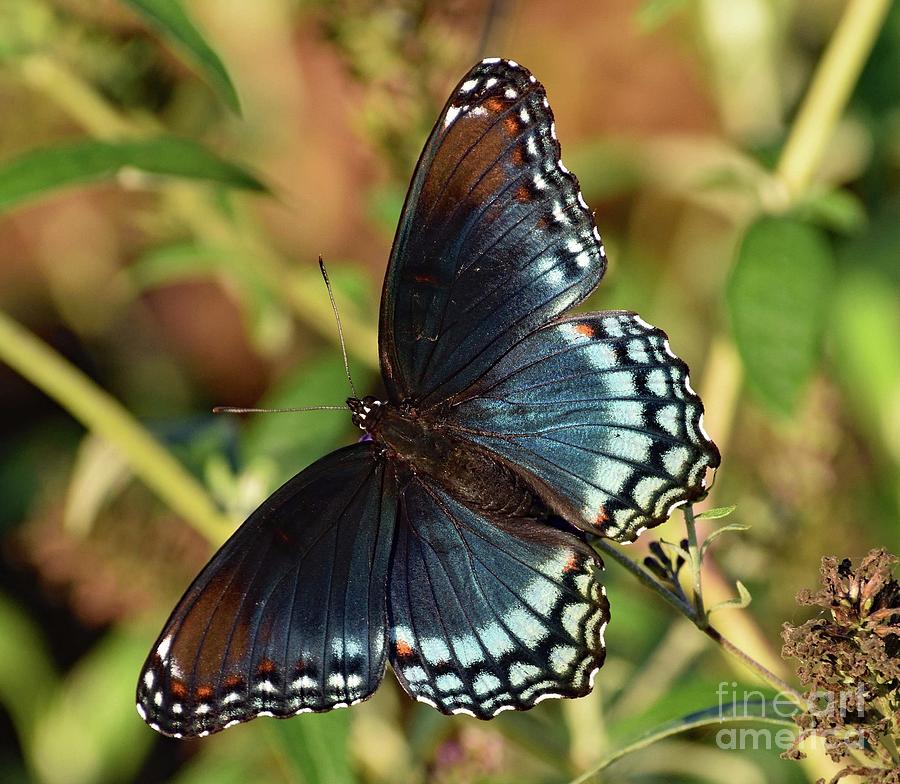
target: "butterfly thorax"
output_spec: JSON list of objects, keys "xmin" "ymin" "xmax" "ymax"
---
[{"xmin": 371, "ymin": 402, "xmax": 547, "ymax": 522}]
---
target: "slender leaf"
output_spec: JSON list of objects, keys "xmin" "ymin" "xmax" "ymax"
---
[
  {"xmin": 270, "ymin": 710, "xmax": 356, "ymax": 784},
  {"xmin": 727, "ymin": 216, "xmax": 836, "ymax": 415},
  {"xmin": 708, "ymin": 580, "xmax": 753, "ymax": 615},
  {"xmin": 699, "ymin": 523, "xmax": 751, "ymax": 559},
  {"xmin": 30, "ymin": 629, "xmax": 154, "ymax": 784},
  {"xmin": 695, "ymin": 505, "xmax": 737, "ymax": 520},
  {"xmin": 123, "ymin": 0, "xmax": 242, "ymax": 114},
  {"xmin": 0, "ymin": 138, "xmax": 265, "ymax": 213},
  {"xmin": 569, "ymin": 699, "xmax": 795, "ymax": 782}
]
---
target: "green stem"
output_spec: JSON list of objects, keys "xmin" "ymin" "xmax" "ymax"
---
[
  {"xmin": 684, "ymin": 505, "xmax": 707, "ymax": 628},
  {"xmin": 592, "ymin": 537, "xmax": 805, "ymax": 706},
  {"xmin": 0, "ymin": 310, "xmax": 233, "ymax": 543},
  {"xmin": 775, "ymin": 0, "xmax": 892, "ymax": 201}
]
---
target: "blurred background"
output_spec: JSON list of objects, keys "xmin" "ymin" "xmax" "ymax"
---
[{"xmin": 1, "ymin": 0, "xmax": 898, "ymax": 782}]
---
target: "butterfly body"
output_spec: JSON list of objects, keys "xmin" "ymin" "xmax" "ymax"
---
[{"xmin": 137, "ymin": 58, "xmax": 719, "ymax": 737}]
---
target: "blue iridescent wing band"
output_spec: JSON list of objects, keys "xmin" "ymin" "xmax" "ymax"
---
[
  {"xmin": 136, "ymin": 444, "xmax": 396, "ymax": 737},
  {"xmin": 387, "ymin": 471, "xmax": 608, "ymax": 717},
  {"xmin": 379, "ymin": 59, "xmax": 606, "ymax": 407},
  {"xmin": 448, "ymin": 312, "xmax": 720, "ymax": 542}
]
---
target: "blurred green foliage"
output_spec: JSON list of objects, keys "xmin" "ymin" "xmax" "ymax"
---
[{"xmin": 0, "ymin": 1, "xmax": 898, "ymax": 783}]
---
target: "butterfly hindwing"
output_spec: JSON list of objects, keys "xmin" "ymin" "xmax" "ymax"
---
[
  {"xmin": 387, "ymin": 472, "xmax": 608, "ymax": 718},
  {"xmin": 136, "ymin": 444, "xmax": 396, "ymax": 737},
  {"xmin": 448, "ymin": 312, "xmax": 721, "ymax": 542},
  {"xmin": 380, "ymin": 59, "xmax": 606, "ymax": 406}
]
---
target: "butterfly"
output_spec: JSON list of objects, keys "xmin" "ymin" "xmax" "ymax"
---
[{"xmin": 136, "ymin": 58, "xmax": 720, "ymax": 737}]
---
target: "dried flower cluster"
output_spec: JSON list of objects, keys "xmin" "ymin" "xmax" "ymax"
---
[{"xmin": 782, "ymin": 549, "xmax": 900, "ymax": 783}]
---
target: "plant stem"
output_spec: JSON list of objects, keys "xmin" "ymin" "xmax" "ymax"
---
[
  {"xmin": 684, "ymin": 505, "xmax": 707, "ymax": 627},
  {"xmin": 775, "ymin": 0, "xmax": 893, "ymax": 201},
  {"xmin": 0, "ymin": 310, "xmax": 233, "ymax": 543},
  {"xmin": 591, "ymin": 536, "xmax": 805, "ymax": 706}
]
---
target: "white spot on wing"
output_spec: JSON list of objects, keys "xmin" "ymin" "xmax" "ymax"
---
[
  {"xmin": 136, "ymin": 704, "xmax": 147, "ymax": 720},
  {"xmin": 485, "ymin": 77, "xmax": 498, "ymax": 88},
  {"xmin": 460, "ymin": 78, "xmax": 478, "ymax": 93},
  {"xmin": 421, "ymin": 637, "xmax": 450, "ymax": 664},
  {"xmin": 156, "ymin": 636, "xmax": 172, "ymax": 660},
  {"xmin": 444, "ymin": 105, "xmax": 462, "ymax": 127},
  {"xmin": 698, "ymin": 412, "xmax": 713, "ymax": 442}
]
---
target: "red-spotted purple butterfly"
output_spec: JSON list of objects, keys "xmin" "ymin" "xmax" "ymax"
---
[{"xmin": 137, "ymin": 58, "xmax": 719, "ymax": 737}]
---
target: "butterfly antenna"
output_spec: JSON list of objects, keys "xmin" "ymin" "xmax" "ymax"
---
[
  {"xmin": 212, "ymin": 405, "xmax": 347, "ymax": 414},
  {"xmin": 319, "ymin": 255, "xmax": 359, "ymax": 398}
]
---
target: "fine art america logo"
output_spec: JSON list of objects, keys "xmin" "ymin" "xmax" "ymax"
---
[{"xmin": 715, "ymin": 682, "xmax": 866, "ymax": 751}]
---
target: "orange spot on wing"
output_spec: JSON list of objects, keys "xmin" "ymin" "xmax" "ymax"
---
[
  {"xmin": 170, "ymin": 680, "xmax": 188, "ymax": 698},
  {"xmin": 395, "ymin": 640, "xmax": 413, "ymax": 657},
  {"xmin": 414, "ymin": 273, "xmax": 438, "ymax": 284},
  {"xmin": 511, "ymin": 146, "xmax": 524, "ymax": 166},
  {"xmin": 224, "ymin": 674, "xmax": 243, "ymax": 688},
  {"xmin": 195, "ymin": 684, "xmax": 214, "ymax": 699},
  {"xmin": 504, "ymin": 116, "xmax": 519, "ymax": 135},
  {"xmin": 485, "ymin": 97, "xmax": 505, "ymax": 112},
  {"xmin": 515, "ymin": 185, "xmax": 531, "ymax": 203},
  {"xmin": 563, "ymin": 554, "xmax": 581, "ymax": 574},
  {"xmin": 595, "ymin": 505, "xmax": 609, "ymax": 525},
  {"xmin": 574, "ymin": 323, "xmax": 596, "ymax": 338},
  {"xmin": 257, "ymin": 659, "xmax": 277, "ymax": 674}
]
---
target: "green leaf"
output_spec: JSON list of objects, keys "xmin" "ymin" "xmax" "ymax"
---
[
  {"xmin": 270, "ymin": 710, "xmax": 356, "ymax": 784},
  {"xmin": 30, "ymin": 628, "xmax": 154, "ymax": 784},
  {"xmin": 569, "ymin": 698, "xmax": 794, "ymax": 782},
  {"xmin": 795, "ymin": 187, "xmax": 867, "ymax": 235},
  {"xmin": 0, "ymin": 592, "xmax": 58, "ymax": 746},
  {"xmin": 699, "ymin": 522, "xmax": 750, "ymax": 559},
  {"xmin": 707, "ymin": 580, "xmax": 753, "ymax": 616},
  {"xmin": 694, "ymin": 505, "xmax": 737, "ymax": 520},
  {"xmin": 123, "ymin": 0, "xmax": 242, "ymax": 114},
  {"xmin": 0, "ymin": 138, "xmax": 265, "ymax": 214},
  {"xmin": 727, "ymin": 216, "xmax": 836, "ymax": 415}
]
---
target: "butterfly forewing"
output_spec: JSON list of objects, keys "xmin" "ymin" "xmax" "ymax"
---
[
  {"xmin": 136, "ymin": 445, "xmax": 396, "ymax": 737},
  {"xmin": 387, "ymin": 472, "xmax": 608, "ymax": 718},
  {"xmin": 448, "ymin": 312, "xmax": 720, "ymax": 542},
  {"xmin": 380, "ymin": 59, "xmax": 606, "ymax": 406}
]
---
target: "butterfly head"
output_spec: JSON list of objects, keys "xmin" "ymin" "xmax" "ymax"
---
[{"xmin": 348, "ymin": 396, "xmax": 385, "ymax": 431}]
